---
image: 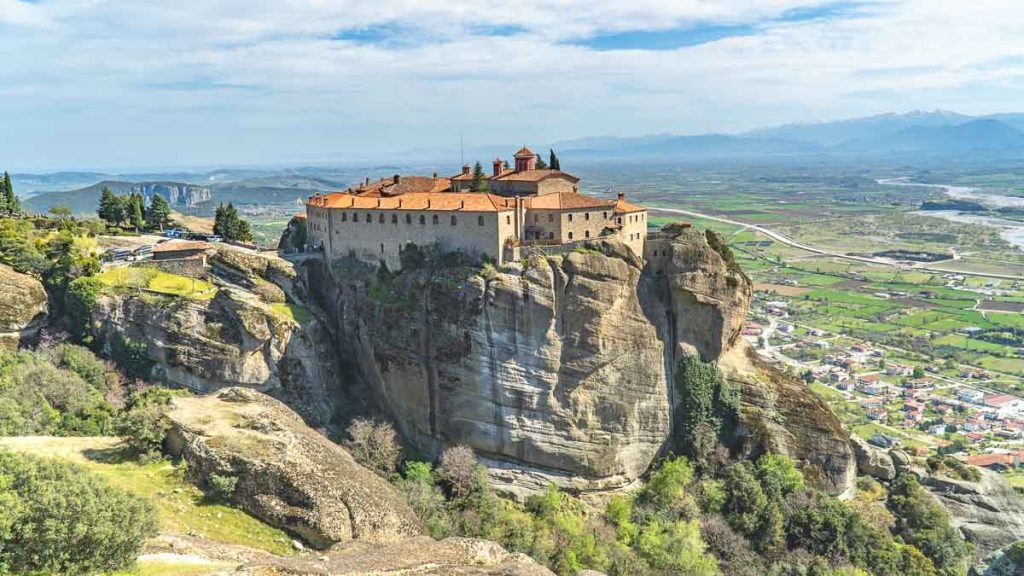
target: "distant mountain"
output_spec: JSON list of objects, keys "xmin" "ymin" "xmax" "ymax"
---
[
  {"xmin": 26, "ymin": 180, "xmax": 211, "ymax": 215},
  {"xmin": 744, "ymin": 110, "xmax": 970, "ymax": 147},
  {"xmin": 556, "ymin": 133, "xmax": 821, "ymax": 159},
  {"xmin": 836, "ymin": 119, "xmax": 1024, "ymax": 154}
]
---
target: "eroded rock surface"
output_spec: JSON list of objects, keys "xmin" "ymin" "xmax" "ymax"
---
[
  {"xmin": 850, "ymin": 435, "xmax": 896, "ymax": 481},
  {"xmin": 0, "ymin": 264, "xmax": 48, "ymax": 349},
  {"xmin": 165, "ymin": 388, "xmax": 422, "ymax": 549},
  {"xmin": 93, "ymin": 284, "xmax": 338, "ymax": 424},
  {"xmin": 921, "ymin": 469, "xmax": 1024, "ymax": 559}
]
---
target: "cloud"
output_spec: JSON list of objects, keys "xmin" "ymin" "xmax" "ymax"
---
[{"xmin": 2, "ymin": 0, "xmax": 1024, "ymax": 170}]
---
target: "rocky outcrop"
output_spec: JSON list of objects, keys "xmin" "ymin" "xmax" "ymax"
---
[
  {"xmin": 135, "ymin": 182, "xmax": 211, "ymax": 207},
  {"xmin": 921, "ymin": 469, "xmax": 1024, "ymax": 559},
  {"xmin": 93, "ymin": 285, "xmax": 338, "ymax": 425},
  {"xmin": 850, "ymin": 435, "xmax": 896, "ymax": 481},
  {"xmin": 231, "ymin": 536, "xmax": 553, "ymax": 575},
  {"xmin": 0, "ymin": 264, "xmax": 48, "ymax": 350},
  {"xmin": 165, "ymin": 388, "xmax": 422, "ymax": 549},
  {"xmin": 297, "ymin": 227, "xmax": 855, "ymax": 496}
]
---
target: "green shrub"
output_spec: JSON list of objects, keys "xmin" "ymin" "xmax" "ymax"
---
[
  {"xmin": 635, "ymin": 517, "xmax": 720, "ymax": 575},
  {"xmin": 64, "ymin": 276, "xmax": 103, "ymax": 343},
  {"xmin": 207, "ymin": 473, "xmax": 238, "ymax": 502},
  {"xmin": 674, "ymin": 355, "xmax": 740, "ymax": 465},
  {"xmin": 888, "ymin": 475, "xmax": 971, "ymax": 576},
  {"xmin": 116, "ymin": 386, "xmax": 179, "ymax": 460},
  {"xmin": 109, "ymin": 334, "xmax": 154, "ymax": 381},
  {"xmin": 0, "ymin": 451, "xmax": 158, "ymax": 575}
]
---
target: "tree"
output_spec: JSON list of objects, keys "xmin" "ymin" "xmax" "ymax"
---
[
  {"xmin": 0, "ymin": 451, "xmax": 158, "ymax": 575},
  {"xmin": 97, "ymin": 186, "xmax": 126, "ymax": 226},
  {"xmin": 213, "ymin": 203, "xmax": 253, "ymax": 242},
  {"xmin": 470, "ymin": 162, "xmax": 489, "ymax": 192},
  {"xmin": 48, "ymin": 205, "xmax": 73, "ymax": 220},
  {"xmin": 1, "ymin": 171, "xmax": 18, "ymax": 215},
  {"xmin": 674, "ymin": 355, "xmax": 740, "ymax": 464},
  {"xmin": 438, "ymin": 444, "xmax": 480, "ymax": 498},
  {"xmin": 129, "ymin": 193, "xmax": 145, "ymax": 230},
  {"xmin": 146, "ymin": 194, "xmax": 172, "ymax": 231},
  {"xmin": 343, "ymin": 417, "xmax": 402, "ymax": 476},
  {"xmin": 549, "ymin": 149, "xmax": 561, "ymax": 171},
  {"xmin": 887, "ymin": 475, "xmax": 971, "ymax": 576},
  {"xmin": 535, "ymin": 155, "xmax": 549, "ymax": 169}
]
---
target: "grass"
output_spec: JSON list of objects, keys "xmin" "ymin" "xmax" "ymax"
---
[
  {"xmin": 0, "ymin": 437, "xmax": 294, "ymax": 557},
  {"xmin": 269, "ymin": 303, "xmax": 313, "ymax": 325},
  {"xmin": 112, "ymin": 559, "xmax": 233, "ymax": 576},
  {"xmin": 97, "ymin": 267, "xmax": 217, "ymax": 300}
]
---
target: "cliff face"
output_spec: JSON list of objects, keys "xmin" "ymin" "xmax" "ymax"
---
[
  {"xmin": 92, "ymin": 285, "xmax": 339, "ymax": 425},
  {"xmin": 298, "ymin": 227, "xmax": 855, "ymax": 495},
  {"xmin": 134, "ymin": 182, "xmax": 211, "ymax": 207},
  {"xmin": 0, "ymin": 264, "xmax": 48, "ymax": 350}
]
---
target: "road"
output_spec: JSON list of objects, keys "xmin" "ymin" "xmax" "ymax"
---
[{"xmin": 652, "ymin": 206, "xmax": 1024, "ymax": 280}]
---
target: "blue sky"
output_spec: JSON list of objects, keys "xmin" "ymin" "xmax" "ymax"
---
[{"xmin": 2, "ymin": 0, "xmax": 1024, "ymax": 171}]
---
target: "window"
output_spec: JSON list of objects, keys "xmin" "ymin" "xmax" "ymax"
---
[
  {"xmin": 341, "ymin": 213, "xmax": 347, "ymax": 222},
  {"xmin": 432, "ymin": 214, "xmax": 439, "ymax": 225},
  {"xmin": 568, "ymin": 231, "xmax": 573, "ymax": 240},
  {"xmin": 451, "ymin": 215, "xmax": 457, "ymax": 226},
  {"xmin": 548, "ymin": 232, "xmax": 554, "ymax": 239},
  {"xmin": 568, "ymin": 214, "xmax": 573, "ymax": 222},
  {"xmin": 506, "ymin": 215, "xmax": 511, "ymax": 224},
  {"xmin": 603, "ymin": 211, "xmax": 607, "ymax": 219},
  {"xmin": 419, "ymin": 215, "xmax": 425, "ymax": 225},
  {"xmin": 585, "ymin": 212, "xmax": 590, "ymax": 221},
  {"xmin": 380, "ymin": 243, "xmax": 384, "ymax": 254},
  {"xmin": 353, "ymin": 213, "xmax": 359, "ymax": 222},
  {"xmin": 617, "ymin": 217, "xmax": 622, "ymax": 225},
  {"xmin": 367, "ymin": 214, "xmax": 372, "ymax": 224},
  {"xmin": 478, "ymin": 215, "xmax": 484, "ymax": 226},
  {"xmin": 391, "ymin": 214, "xmax": 397, "ymax": 224},
  {"xmin": 548, "ymin": 214, "xmax": 553, "ymax": 222},
  {"xmin": 533, "ymin": 214, "xmax": 539, "ymax": 223},
  {"xmin": 406, "ymin": 214, "xmax": 412, "ymax": 224},
  {"xmin": 379, "ymin": 213, "xmax": 384, "ymax": 223},
  {"xmin": 585, "ymin": 230, "xmax": 590, "ymax": 238}
]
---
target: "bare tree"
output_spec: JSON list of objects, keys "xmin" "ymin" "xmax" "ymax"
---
[
  {"xmin": 343, "ymin": 418, "xmax": 402, "ymax": 476},
  {"xmin": 438, "ymin": 445, "xmax": 478, "ymax": 497}
]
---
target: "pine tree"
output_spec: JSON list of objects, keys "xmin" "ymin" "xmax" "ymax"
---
[
  {"xmin": 0, "ymin": 172, "xmax": 9, "ymax": 216},
  {"xmin": 146, "ymin": 194, "xmax": 172, "ymax": 231},
  {"xmin": 1, "ymin": 171, "xmax": 18, "ymax": 216},
  {"xmin": 213, "ymin": 204, "xmax": 226, "ymax": 237},
  {"xmin": 535, "ymin": 155, "xmax": 548, "ymax": 170},
  {"xmin": 97, "ymin": 187, "xmax": 126, "ymax": 226},
  {"xmin": 549, "ymin": 149, "xmax": 560, "ymax": 171},
  {"xmin": 471, "ymin": 162, "xmax": 489, "ymax": 192},
  {"xmin": 129, "ymin": 194, "xmax": 144, "ymax": 230}
]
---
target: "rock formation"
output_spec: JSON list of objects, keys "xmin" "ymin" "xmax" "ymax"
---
[
  {"xmin": 165, "ymin": 388, "xmax": 422, "ymax": 549},
  {"xmin": 92, "ymin": 279, "xmax": 338, "ymax": 425},
  {"xmin": 921, "ymin": 469, "xmax": 1024, "ymax": 559},
  {"xmin": 295, "ymin": 226, "xmax": 855, "ymax": 496},
  {"xmin": 0, "ymin": 264, "xmax": 48, "ymax": 350},
  {"xmin": 850, "ymin": 435, "xmax": 896, "ymax": 481},
  {"xmin": 134, "ymin": 182, "xmax": 211, "ymax": 207}
]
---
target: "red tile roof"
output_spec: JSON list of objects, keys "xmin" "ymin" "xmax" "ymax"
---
[
  {"xmin": 492, "ymin": 169, "xmax": 580, "ymax": 183},
  {"xmin": 524, "ymin": 192, "xmax": 615, "ymax": 210},
  {"xmin": 984, "ymin": 394, "xmax": 1019, "ymax": 407},
  {"xmin": 514, "ymin": 146, "xmax": 535, "ymax": 157},
  {"xmin": 967, "ymin": 453, "xmax": 1016, "ymax": 467},
  {"xmin": 349, "ymin": 176, "xmax": 451, "ymax": 197},
  {"xmin": 614, "ymin": 198, "xmax": 646, "ymax": 214},
  {"xmin": 314, "ymin": 191, "xmax": 514, "ymax": 212}
]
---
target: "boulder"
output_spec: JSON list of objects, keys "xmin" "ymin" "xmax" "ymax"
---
[
  {"xmin": 165, "ymin": 388, "xmax": 422, "ymax": 549},
  {"xmin": 922, "ymin": 468, "xmax": 1024, "ymax": 559},
  {"xmin": 0, "ymin": 264, "xmax": 48, "ymax": 349},
  {"xmin": 850, "ymin": 435, "xmax": 896, "ymax": 481}
]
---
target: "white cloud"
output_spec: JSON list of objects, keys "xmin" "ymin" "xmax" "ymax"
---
[{"xmin": 2, "ymin": 0, "xmax": 1024, "ymax": 169}]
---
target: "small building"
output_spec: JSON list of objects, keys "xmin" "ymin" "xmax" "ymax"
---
[
  {"xmin": 957, "ymin": 389, "xmax": 986, "ymax": 404},
  {"xmin": 152, "ymin": 239, "xmax": 212, "ymax": 265}
]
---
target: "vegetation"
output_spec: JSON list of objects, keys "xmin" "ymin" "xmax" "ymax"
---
[
  {"xmin": 548, "ymin": 149, "xmax": 561, "ymax": 171},
  {"xmin": 0, "ymin": 170, "xmax": 20, "ymax": 216},
  {"xmin": 343, "ymin": 417, "xmax": 402, "ymax": 476},
  {"xmin": 470, "ymin": 161, "xmax": 489, "ymax": 192},
  {"xmin": 213, "ymin": 202, "xmax": 253, "ymax": 242},
  {"xmin": 146, "ymin": 194, "xmax": 173, "ymax": 231},
  {"xmin": 0, "ymin": 450, "xmax": 158, "ymax": 575},
  {"xmin": 888, "ymin": 475, "xmax": 972, "ymax": 576},
  {"xmin": 674, "ymin": 354, "xmax": 740, "ymax": 467}
]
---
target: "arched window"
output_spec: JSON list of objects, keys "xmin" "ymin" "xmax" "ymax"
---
[
  {"xmin": 617, "ymin": 217, "xmax": 622, "ymax": 225},
  {"xmin": 506, "ymin": 215, "xmax": 511, "ymax": 224},
  {"xmin": 585, "ymin": 230, "xmax": 590, "ymax": 238},
  {"xmin": 419, "ymin": 214, "xmax": 426, "ymax": 225},
  {"xmin": 406, "ymin": 214, "xmax": 412, "ymax": 224},
  {"xmin": 353, "ymin": 213, "xmax": 359, "ymax": 222},
  {"xmin": 391, "ymin": 214, "xmax": 397, "ymax": 224},
  {"xmin": 568, "ymin": 214, "xmax": 573, "ymax": 222},
  {"xmin": 432, "ymin": 214, "xmax": 439, "ymax": 225},
  {"xmin": 602, "ymin": 211, "xmax": 607, "ymax": 219},
  {"xmin": 451, "ymin": 215, "xmax": 457, "ymax": 226},
  {"xmin": 366, "ymin": 214, "xmax": 372, "ymax": 224},
  {"xmin": 341, "ymin": 213, "xmax": 348, "ymax": 222},
  {"xmin": 568, "ymin": 231, "xmax": 574, "ymax": 240},
  {"xmin": 379, "ymin": 213, "xmax": 384, "ymax": 223},
  {"xmin": 478, "ymin": 215, "xmax": 484, "ymax": 226},
  {"xmin": 585, "ymin": 212, "xmax": 590, "ymax": 221}
]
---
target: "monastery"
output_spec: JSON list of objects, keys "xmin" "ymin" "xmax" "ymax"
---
[{"xmin": 305, "ymin": 146, "xmax": 648, "ymax": 268}]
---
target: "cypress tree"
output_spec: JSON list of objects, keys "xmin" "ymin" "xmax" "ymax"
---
[
  {"xmin": 470, "ymin": 162, "xmax": 489, "ymax": 192},
  {"xmin": 549, "ymin": 149, "xmax": 560, "ymax": 171},
  {"xmin": 129, "ymin": 194, "xmax": 144, "ymax": 230},
  {"xmin": 97, "ymin": 187, "xmax": 124, "ymax": 226},
  {"xmin": 0, "ymin": 172, "xmax": 8, "ymax": 215},
  {"xmin": 146, "ymin": 194, "xmax": 172, "ymax": 231}
]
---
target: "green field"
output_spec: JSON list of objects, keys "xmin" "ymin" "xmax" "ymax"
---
[{"xmin": 97, "ymin": 267, "xmax": 217, "ymax": 300}]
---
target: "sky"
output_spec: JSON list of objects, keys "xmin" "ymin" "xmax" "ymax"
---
[{"xmin": 3, "ymin": 0, "xmax": 1024, "ymax": 171}]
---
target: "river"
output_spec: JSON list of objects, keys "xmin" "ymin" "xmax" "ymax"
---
[{"xmin": 878, "ymin": 177, "xmax": 1024, "ymax": 250}]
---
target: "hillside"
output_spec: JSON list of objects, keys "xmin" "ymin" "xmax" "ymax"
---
[{"xmin": 26, "ymin": 180, "xmax": 211, "ymax": 215}]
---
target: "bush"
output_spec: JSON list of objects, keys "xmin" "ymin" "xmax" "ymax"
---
[
  {"xmin": 635, "ymin": 517, "xmax": 720, "ymax": 575},
  {"xmin": 0, "ymin": 451, "xmax": 158, "ymax": 575},
  {"xmin": 116, "ymin": 386, "xmax": 178, "ymax": 460},
  {"xmin": 638, "ymin": 456, "xmax": 694, "ymax": 511},
  {"xmin": 438, "ymin": 445, "xmax": 480, "ymax": 498},
  {"xmin": 675, "ymin": 355, "xmax": 740, "ymax": 465},
  {"xmin": 207, "ymin": 473, "xmax": 238, "ymax": 502},
  {"xmin": 64, "ymin": 276, "xmax": 103, "ymax": 343},
  {"xmin": 109, "ymin": 334, "xmax": 154, "ymax": 381},
  {"xmin": 343, "ymin": 417, "xmax": 402, "ymax": 476},
  {"xmin": 888, "ymin": 475, "xmax": 971, "ymax": 576}
]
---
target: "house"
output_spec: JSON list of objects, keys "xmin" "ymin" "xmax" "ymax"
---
[
  {"xmin": 957, "ymin": 389, "xmax": 986, "ymax": 404},
  {"xmin": 984, "ymin": 394, "xmax": 1021, "ymax": 409},
  {"xmin": 967, "ymin": 453, "xmax": 1019, "ymax": 471},
  {"xmin": 867, "ymin": 408, "xmax": 888, "ymax": 421},
  {"xmin": 928, "ymin": 424, "xmax": 948, "ymax": 436},
  {"xmin": 151, "ymin": 239, "xmax": 212, "ymax": 265},
  {"xmin": 860, "ymin": 397, "xmax": 885, "ymax": 409}
]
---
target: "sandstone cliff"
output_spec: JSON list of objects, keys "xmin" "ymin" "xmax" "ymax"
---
[
  {"xmin": 296, "ymin": 226, "xmax": 855, "ymax": 496},
  {"xmin": 921, "ymin": 469, "xmax": 1024, "ymax": 560},
  {"xmin": 0, "ymin": 264, "xmax": 48, "ymax": 350},
  {"xmin": 92, "ymin": 282, "xmax": 338, "ymax": 425}
]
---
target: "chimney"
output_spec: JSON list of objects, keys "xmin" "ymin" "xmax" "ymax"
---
[
  {"xmin": 432, "ymin": 171, "xmax": 438, "ymax": 179},
  {"xmin": 427, "ymin": 198, "xmax": 431, "ymax": 209},
  {"xmin": 462, "ymin": 164, "xmax": 471, "ymax": 175},
  {"xmin": 617, "ymin": 192, "xmax": 625, "ymax": 200},
  {"xmin": 393, "ymin": 174, "xmax": 401, "ymax": 185},
  {"xmin": 493, "ymin": 158, "xmax": 503, "ymax": 177}
]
